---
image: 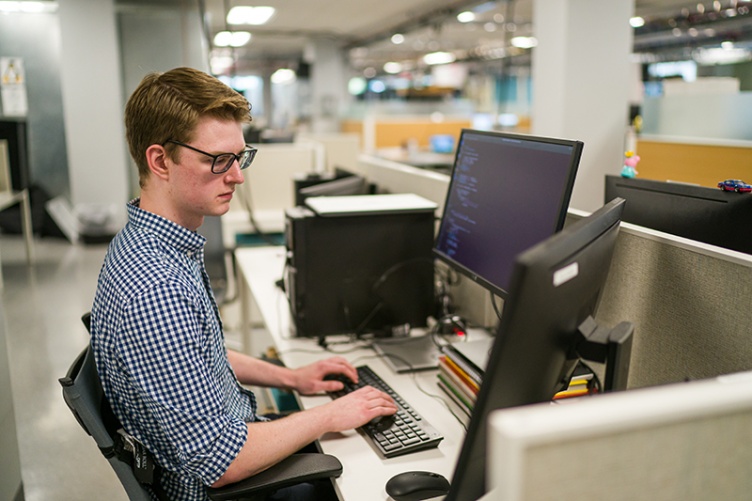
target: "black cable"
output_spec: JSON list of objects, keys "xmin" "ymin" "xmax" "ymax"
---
[{"xmin": 349, "ymin": 256, "xmax": 436, "ymax": 337}]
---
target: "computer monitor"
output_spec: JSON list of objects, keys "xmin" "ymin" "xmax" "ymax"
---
[
  {"xmin": 297, "ymin": 174, "xmax": 369, "ymax": 203},
  {"xmin": 605, "ymin": 174, "xmax": 752, "ymax": 254},
  {"xmin": 433, "ymin": 129, "xmax": 583, "ymax": 299},
  {"xmin": 445, "ymin": 197, "xmax": 632, "ymax": 501}
]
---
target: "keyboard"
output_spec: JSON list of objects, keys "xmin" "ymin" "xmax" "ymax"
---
[{"xmin": 326, "ymin": 364, "xmax": 444, "ymax": 458}]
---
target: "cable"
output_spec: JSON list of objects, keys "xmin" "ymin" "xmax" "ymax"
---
[{"xmin": 348, "ymin": 256, "xmax": 436, "ymax": 338}]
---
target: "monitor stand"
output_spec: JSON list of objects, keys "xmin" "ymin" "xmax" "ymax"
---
[{"xmin": 576, "ymin": 316, "xmax": 634, "ymax": 392}]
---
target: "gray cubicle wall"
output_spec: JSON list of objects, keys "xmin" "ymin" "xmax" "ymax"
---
[
  {"xmin": 593, "ymin": 221, "xmax": 752, "ymax": 389},
  {"xmin": 360, "ymin": 154, "xmax": 752, "ymax": 390}
]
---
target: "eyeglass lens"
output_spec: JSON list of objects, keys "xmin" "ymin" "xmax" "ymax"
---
[{"xmin": 212, "ymin": 148, "xmax": 256, "ymax": 174}]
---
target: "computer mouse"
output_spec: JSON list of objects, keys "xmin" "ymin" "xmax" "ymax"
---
[{"xmin": 385, "ymin": 471, "xmax": 450, "ymax": 501}]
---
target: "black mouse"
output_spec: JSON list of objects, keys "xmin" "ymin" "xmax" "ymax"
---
[{"xmin": 385, "ymin": 471, "xmax": 450, "ymax": 501}]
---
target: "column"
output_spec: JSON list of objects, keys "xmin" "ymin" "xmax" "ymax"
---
[
  {"xmin": 58, "ymin": 0, "xmax": 129, "ymax": 227},
  {"xmin": 305, "ymin": 39, "xmax": 351, "ymax": 133},
  {"xmin": 532, "ymin": 0, "xmax": 634, "ymax": 212}
]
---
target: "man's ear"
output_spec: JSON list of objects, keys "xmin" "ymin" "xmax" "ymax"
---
[{"xmin": 145, "ymin": 144, "xmax": 171, "ymax": 181}]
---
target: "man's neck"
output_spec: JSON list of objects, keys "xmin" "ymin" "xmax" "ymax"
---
[{"xmin": 138, "ymin": 191, "xmax": 203, "ymax": 231}]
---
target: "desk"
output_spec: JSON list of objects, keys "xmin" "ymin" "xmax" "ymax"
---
[
  {"xmin": 0, "ymin": 188, "xmax": 34, "ymax": 288},
  {"xmin": 234, "ymin": 246, "xmax": 467, "ymax": 501}
]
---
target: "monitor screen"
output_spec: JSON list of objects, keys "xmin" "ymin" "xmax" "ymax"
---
[
  {"xmin": 446, "ymin": 197, "xmax": 626, "ymax": 501},
  {"xmin": 605, "ymin": 174, "xmax": 752, "ymax": 255},
  {"xmin": 433, "ymin": 129, "xmax": 583, "ymax": 298},
  {"xmin": 297, "ymin": 174, "xmax": 369, "ymax": 202}
]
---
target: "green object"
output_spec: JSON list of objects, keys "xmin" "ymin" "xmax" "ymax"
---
[{"xmin": 235, "ymin": 232, "xmax": 285, "ymax": 246}]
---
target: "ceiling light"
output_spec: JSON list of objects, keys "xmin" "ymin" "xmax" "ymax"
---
[
  {"xmin": 423, "ymin": 51, "xmax": 456, "ymax": 65},
  {"xmin": 348, "ymin": 77, "xmax": 367, "ymax": 95},
  {"xmin": 391, "ymin": 34, "xmax": 404, "ymax": 45},
  {"xmin": 511, "ymin": 36, "xmax": 538, "ymax": 49},
  {"xmin": 629, "ymin": 16, "xmax": 645, "ymax": 28},
  {"xmin": 368, "ymin": 80, "xmax": 386, "ymax": 93},
  {"xmin": 213, "ymin": 31, "xmax": 252, "ymax": 47},
  {"xmin": 383, "ymin": 62, "xmax": 402, "ymax": 74},
  {"xmin": 271, "ymin": 68, "xmax": 296, "ymax": 84},
  {"xmin": 227, "ymin": 6, "xmax": 275, "ymax": 25},
  {"xmin": 457, "ymin": 11, "xmax": 475, "ymax": 23},
  {"xmin": 0, "ymin": 1, "xmax": 57, "ymax": 13},
  {"xmin": 484, "ymin": 22, "xmax": 497, "ymax": 32}
]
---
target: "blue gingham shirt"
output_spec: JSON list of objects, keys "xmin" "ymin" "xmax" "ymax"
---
[{"xmin": 91, "ymin": 200, "xmax": 259, "ymax": 500}]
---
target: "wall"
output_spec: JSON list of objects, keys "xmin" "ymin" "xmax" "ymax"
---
[
  {"xmin": 117, "ymin": 2, "xmax": 207, "ymax": 198},
  {"xmin": 641, "ymin": 91, "xmax": 752, "ymax": 141},
  {"xmin": 0, "ymin": 12, "xmax": 69, "ymax": 200}
]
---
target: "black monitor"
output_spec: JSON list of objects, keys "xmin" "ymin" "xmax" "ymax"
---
[
  {"xmin": 446, "ymin": 197, "xmax": 633, "ymax": 501},
  {"xmin": 433, "ymin": 129, "xmax": 583, "ymax": 299},
  {"xmin": 605, "ymin": 174, "xmax": 752, "ymax": 254},
  {"xmin": 297, "ymin": 174, "xmax": 369, "ymax": 203}
]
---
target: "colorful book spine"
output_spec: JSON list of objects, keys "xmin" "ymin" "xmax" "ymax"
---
[
  {"xmin": 440, "ymin": 345, "xmax": 483, "ymax": 384},
  {"xmin": 438, "ymin": 361, "xmax": 477, "ymax": 405},
  {"xmin": 437, "ymin": 376, "xmax": 473, "ymax": 418}
]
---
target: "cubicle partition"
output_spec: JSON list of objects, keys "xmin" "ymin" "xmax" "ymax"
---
[
  {"xmin": 592, "ymin": 220, "xmax": 752, "ymax": 388},
  {"xmin": 635, "ymin": 135, "xmax": 752, "ymax": 188}
]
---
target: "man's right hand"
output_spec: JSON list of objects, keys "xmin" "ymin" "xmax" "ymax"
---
[{"xmin": 317, "ymin": 385, "xmax": 397, "ymax": 432}]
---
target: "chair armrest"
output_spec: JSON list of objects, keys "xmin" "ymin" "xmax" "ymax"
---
[{"xmin": 206, "ymin": 453, "xmax": 343, "ymax": 501}]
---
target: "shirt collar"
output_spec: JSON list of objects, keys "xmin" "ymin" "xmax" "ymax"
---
[{"xmin": 126, "ymin": 198, "xmax": 206, "ymax": 254}]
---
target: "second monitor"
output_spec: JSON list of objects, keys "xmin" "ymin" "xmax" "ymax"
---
[{"xmin": 434, "ymin": 129, "xmax": 583, "ymax": 300}]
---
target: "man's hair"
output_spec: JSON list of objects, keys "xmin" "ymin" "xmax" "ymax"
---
[{"xmin": 125, "ymin": 67, "xmax": 252, "ymax": 188}]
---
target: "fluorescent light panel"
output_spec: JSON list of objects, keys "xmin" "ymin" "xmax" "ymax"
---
[
  {"xmin": 0, "ymin": 1, "xmax": 57, "ymax": 13},
  {"xmin": 214, "ymin": 31, "xmax": 252, "ymax": 47},
  {"xmin": 227, "ymin": 6, "xmax": 275, "ymax": 25}
]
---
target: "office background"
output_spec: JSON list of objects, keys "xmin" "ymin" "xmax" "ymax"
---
[{"xmin": 1, "ymin": 0, "xmax": 752, "ymax": 500}]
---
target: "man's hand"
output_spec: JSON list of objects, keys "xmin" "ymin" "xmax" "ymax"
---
[
  {"xmin": 314, "ymin": 385, "xmax": 398, "ymax": 432},
  {"xmin": 290, "ymin": 356, "xmax": 360, "ymax": 395}
]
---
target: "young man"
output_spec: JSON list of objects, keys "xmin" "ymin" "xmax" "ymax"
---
[{"xmin": 90, "ymin": 67, "xmax": 397, "ymax": 500}]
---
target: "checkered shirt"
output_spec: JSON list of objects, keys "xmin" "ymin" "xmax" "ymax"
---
[{"xmin": 91, "ymin": 200, "xmax": 258, "ymax": 500}]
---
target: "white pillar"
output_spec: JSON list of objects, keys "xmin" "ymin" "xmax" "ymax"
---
[
  {"xmin": 306, "ymin": 39, "xmax": 350, "ymax": 133},
  {"xmin": 58, "ymin": 0, "xmax": 129, "ymax": 226},
  {"xmin": 532, "ymin": 0, "xmax": 634, "ymax": 212}
]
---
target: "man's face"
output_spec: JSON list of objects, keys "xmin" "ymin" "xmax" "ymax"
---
[{"xmin": 166, "ymin": 117, "xmax": 246, "ymax": 230}]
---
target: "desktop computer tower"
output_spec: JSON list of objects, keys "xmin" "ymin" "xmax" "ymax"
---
[{"xmin": 284, "ymin": 197, "xmax": 436, "ymax": 338}]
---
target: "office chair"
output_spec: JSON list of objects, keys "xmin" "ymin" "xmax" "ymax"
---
[{"xmin": 60, "ymin": 313, "xmax": 343, "ymax": 501}]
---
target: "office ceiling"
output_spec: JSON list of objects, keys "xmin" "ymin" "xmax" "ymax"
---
[{"xmin": 119, "ymin": 0, "xmax": 752, "ymax": 75}]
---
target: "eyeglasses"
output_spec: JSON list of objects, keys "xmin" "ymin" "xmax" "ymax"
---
[{"xmin": 163, "ymin": 139, "xmax": 257, "ymax": 174}]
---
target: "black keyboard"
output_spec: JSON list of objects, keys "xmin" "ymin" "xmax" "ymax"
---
[{"xmin": 326, "ymin": 364, "xmax": 444, "ymax": 458}]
